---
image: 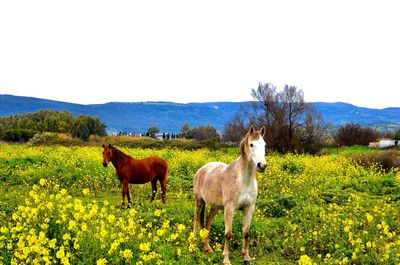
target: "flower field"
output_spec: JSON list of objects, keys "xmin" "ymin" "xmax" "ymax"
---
[{"xmin": 1, "ymin": 144, "xmax": 400, "ymax": 264}]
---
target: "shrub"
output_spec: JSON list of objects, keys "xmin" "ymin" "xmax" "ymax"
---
[
  {"xmin": 356, "ymin": 150, "xmax": 400, "ymax": 172},
  {"xmin": 1, "ymin": 129, "xmax": 36, "ymax": 142},
  {"xmin": 28, "ymin": 132, "xmax": 84, "ymax": 146}
]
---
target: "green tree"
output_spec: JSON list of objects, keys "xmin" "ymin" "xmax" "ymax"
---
[
  {"xmin": 185, "ymin": 126, "xmax": 219, "ymax": 141},
  {"xmin": 0, "ymin": 110, "xmax": 107, "ymax": 142},
  {"xmin": 146, "ymin": 127, "xmax": 160, "ymax": 138},
  {"xmin": 71, "ymin": 115, "xmax": 106, "ymax": 141}
]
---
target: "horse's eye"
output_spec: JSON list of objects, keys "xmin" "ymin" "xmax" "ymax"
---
[{"xmin": 250, "ymin": 143, "xmax": 254, "ymax": 147}]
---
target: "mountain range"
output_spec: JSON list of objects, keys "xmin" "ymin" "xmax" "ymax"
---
[{"xmin": 1, "ymin": 94, "xmax": 400, "ymax": 133}]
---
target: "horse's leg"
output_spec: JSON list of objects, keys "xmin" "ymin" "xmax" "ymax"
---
[
  {"xmin": 204, "ymin": 206, "xmax": 219, "ymax": 253},
  {"xmin": 242, "ymin": 204, "xmax": 255, "ymax": 265},
  {"xmin": 193, "ymin": 196, "xmax": 205, "ymax": 237},
  {"xmin": 121, "ymin": 180, "xmax": 128, "ymax": 209},
  {"xmin": 160, "ymin": 176, "xmax": 167, "ymax": 204},
  {"xmin": 150, "ymin": 178, "xmax": 158, "ymax": 203},
  {"xmin": 126, "ymin": 184, "xmax": 132, "ymax": 208},
  {"xmin": 223, "ymin": 203, "xmax": 234, "ymax": 265}
]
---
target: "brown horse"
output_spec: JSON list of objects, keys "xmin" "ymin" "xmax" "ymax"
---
[
  {"xmin": 102, "ymin": 144, "xmax": 168, "ymax": 208},
  {"xmin": 193, "ymin": 126, "xmax": 267, "ymax": 265}
]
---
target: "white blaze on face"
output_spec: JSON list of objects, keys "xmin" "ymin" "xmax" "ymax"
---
[{"xmin": 249, "ymin": 137, "xmax": 267, "ymax": 172}]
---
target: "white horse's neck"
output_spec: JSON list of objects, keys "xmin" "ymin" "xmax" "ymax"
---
[{"xmin": 237, "ymin": 155, "xmax": 256, "ymax": 184}]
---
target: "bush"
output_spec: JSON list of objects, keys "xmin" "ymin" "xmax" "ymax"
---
[
  {"xmin": 28, "ymin": 132, "xmax": 84, "ymax": 146},
  {"xmin": 335, "ymin": 123, "xmax": 380, "ymax": 146},
  {"xmin": 1, "ymin": 129, "xmax": 37, "ymax": 142},
  {"xmin": 356, "ymin": 150, "xmax": 400, "ymax": 172}
]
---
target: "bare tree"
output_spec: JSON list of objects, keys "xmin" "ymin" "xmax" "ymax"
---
[
  {"xmin": 335, "ymin": 123, "xmax": 380, "ymax": 146},
  {"xmin": 222, "ymin": 104, "xmax": 255, "ymax": 142},
  {"xmin": 224, "ymin": 82, "xmax": 326, "ymax": 153}
]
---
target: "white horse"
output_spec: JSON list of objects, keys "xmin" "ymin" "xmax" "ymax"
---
[{"xmin": 193, "ymin": 125, "xmax": 267, "ymax": 265}]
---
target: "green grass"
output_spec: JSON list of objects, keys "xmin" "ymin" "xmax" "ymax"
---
[{"xmin": 321, "ymin": 145, "xmax": 383, "ymax": 155}]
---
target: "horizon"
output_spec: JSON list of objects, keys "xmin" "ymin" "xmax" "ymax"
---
[{"xmin": 1, "ymin": 93, "xmax": 399, "ymax": 110}]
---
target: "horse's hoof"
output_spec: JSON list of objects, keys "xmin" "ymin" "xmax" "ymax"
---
[
  {"xmin": 127, "ymin": 204, "xmax": 131, "ymax": 208},
  {"xmin": 204, "ymin": 247, "xmax": 214, "ymax": 254},
  {"xmin": 243, "ymin": 260, "xmax": 251, "ymax": 265}
]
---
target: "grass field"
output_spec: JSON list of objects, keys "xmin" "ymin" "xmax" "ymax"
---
[
  {"xmin": 1, "ymin": 144, "xmax": 400, "ymax": 264},
  {"xmin": 321, "ymin": 145, "xmax": 384, "ymax": 155}
]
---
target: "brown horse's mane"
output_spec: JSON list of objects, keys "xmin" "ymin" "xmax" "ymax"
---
[{"xmin": 111, "ymin": 147, "xmax": 132, "ymax": 164}]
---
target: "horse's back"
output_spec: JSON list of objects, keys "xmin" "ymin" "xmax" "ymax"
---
[
  {"xmin": 148, "ymin": 156, "xmax": 168, "ymax": 175},
  {"xmin": 193, "ymin": 162, "xmax": 228, "ymax": 205}
]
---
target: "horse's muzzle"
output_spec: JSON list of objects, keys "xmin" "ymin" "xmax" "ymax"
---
[
  {"xmin": 256, "ymin": 162, "xmax": 267, "ymax": 173},
  {"xmin": 102, "ymin": 162, "xmax": 108, "ymax": 167}
]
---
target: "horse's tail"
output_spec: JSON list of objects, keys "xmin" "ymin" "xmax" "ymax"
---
[
  {"xmin": 194, "ymin": 196, "xmax": 206, "ymax": 237},
  {"xmin": 199, "ymin": 203, "xmax": 205, "ymax": 229}
]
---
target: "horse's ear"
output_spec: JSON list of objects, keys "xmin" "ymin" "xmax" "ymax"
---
[
  {"xmin": 108, "ymin": 144, "xmax": 112, "ymax": 148},
  {"xmin": 260, "ymin": 126, "xmax": 266, "ymax": 137},
  {"xmin": 102, "ymin": 144, "xmax": 105, "ymax": 148},
  {"xmin": 248, "ymin": 125, "xmax": 255, "ymax": 135}
]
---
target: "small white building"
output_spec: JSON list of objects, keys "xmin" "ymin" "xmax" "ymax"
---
[{"xmin": 369, "ymin": 138, "xmax": 399, "ymax": 148}]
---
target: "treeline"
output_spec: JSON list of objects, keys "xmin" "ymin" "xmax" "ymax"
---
[{"xmin": 0, "ymin": 110, "xmax": 106, "ymax": 141}]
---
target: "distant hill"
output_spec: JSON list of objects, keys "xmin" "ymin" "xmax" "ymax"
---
[{"xmin": 1, "ymin": 94, "xmax": 400, "ymax": 133}]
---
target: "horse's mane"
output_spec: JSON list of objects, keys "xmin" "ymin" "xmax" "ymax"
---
[
  {"xmin": 112, "ymin": 147, "xmax": 131, "ymax": 162},
  {"xmin": 240, "ymin": 133, "xmax": 249, "ymax": 161}
]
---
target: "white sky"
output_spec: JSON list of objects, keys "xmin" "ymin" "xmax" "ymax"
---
[{"xmin": 0, "ymin": 0, "xmax": 399, "ymax": 109}]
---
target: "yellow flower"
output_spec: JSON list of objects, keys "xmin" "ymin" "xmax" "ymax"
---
[
  {"xmin": 68, "ymin": 220, "xmax": 76, "ymax": 230},
  {"xmin": 82, "ymin": 188, "xmax": 90, "ymax": 196},
  {"xmin": 96, "ymin": 258, "xmax": 108, "ymax": 265},
  {"xmin": 56, "ymin": 246, "xmax": 65, "ymax": 259},
  {"xmin": 214, "ymin": 242, "xmax": 222, "ymax": 252},
  {"xmin": 199, "ymin": 228, "xmax": 209, "ymax": 240},
  {"xmin": 188, "ymin": 232, "xmax": 197, "ymax": 253},
  {"xmin": 154, "ymin": 209, "xmax": 162, "ymax": 217},
  {"xmin": 108, "ymin": 214, "xmax": 116, "ymax": 223},
  {"xmin": 120, "ymin": 249, "xmax": 133, "ymax": 260},
  {"xmin": 366, "ymin": 213, "xmax": 373, "ymax": 223},
  {"xmin": 177, "ymin": 224, "xmax": 186, "ymax": 233},
  {"xmin": 49, "ymin": 239, "xmax": 57, "ymax": 249},
  {"xmin": 139, "ymin": 242, "xmax": 151, "ymax": 252},
  {"xmin": 108, "ymin": 241, "xmax": 120, "ymax": 255},
  {"xmin": 61, "ymin": 256, "xmax": 70, "ymax": 265},
  {"xmin": 63, "ymin": 233, "xmax": 71, "ymax": 241},
  {"xmin": 39, "ymin": 178, "xmax": 47, "ymax": 186},
  {"xmin": 74, "ymin": 240, "xmax": 80, "ymax": 250},
  {"xmin": 298, "ymin": 254, "xmax": 313, "ymax": 265},
  {"xmin": 157, "ymin": 229, "xmax": 166, "ymax": 237}
]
